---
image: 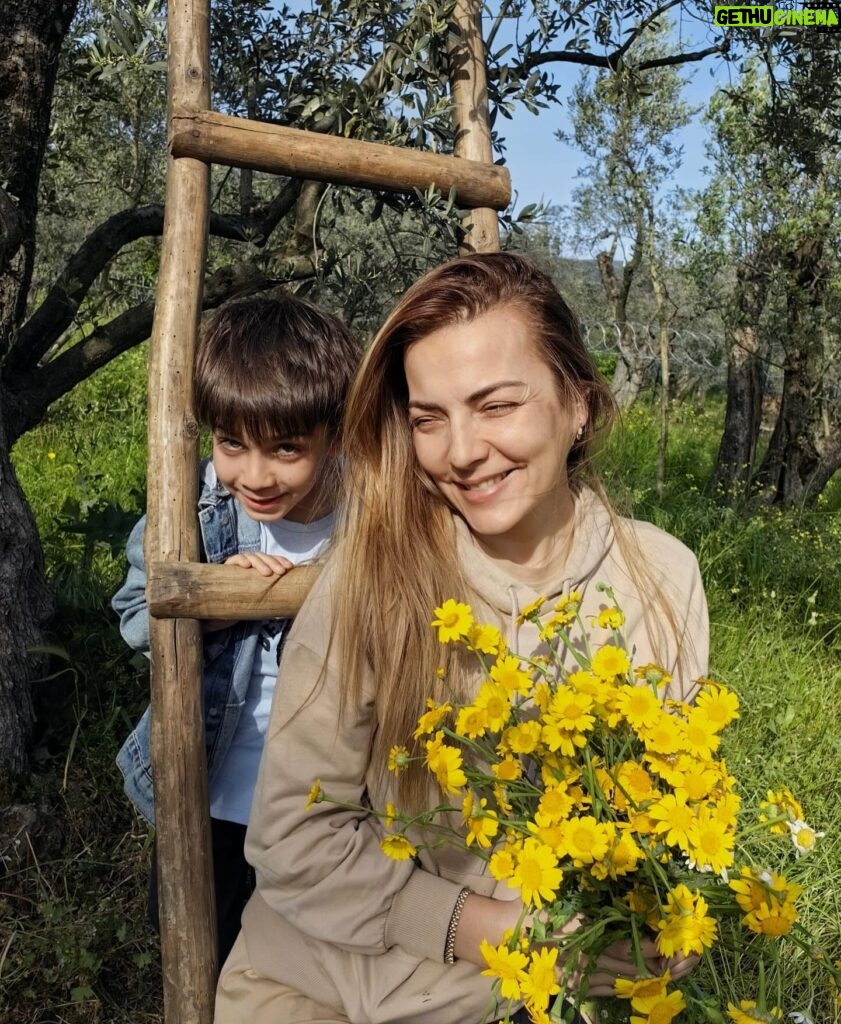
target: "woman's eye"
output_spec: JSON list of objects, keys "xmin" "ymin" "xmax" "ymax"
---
[
  {"xmin": 218, "ymin": 437, "xmax": 243, "ymax": 451},
  {"xmin": 483, "ymin": 403, "xmax": 515, "ymax": 415},
  {"xmin": 275, "ymin": 444, "xmax": 302, "ymax": 457},
  {"xmin": 410, "ymin": 417, "xmax": 435, "ymax": 431}
]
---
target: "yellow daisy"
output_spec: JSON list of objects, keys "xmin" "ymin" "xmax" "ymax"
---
[
  {"xmin": 693, "ymin": 683, "xmax": 740, "ymax": 731},
  {"xmin": 617, "ymin": 684, "xmax": 663, "ymax": 731},
  {"xmin": 559, "ymin": 815, "xmax": 613, "ymax": 866},
  {"xmin": 468, "ymin": 622, "xmax": 504, "ymax": 656},
  {"xmin": 380, "ymin": 834, "xmax": 417, "ymax": 861},
  {"xmin": 305, "ymin": 779, "xmax": 323, "ymax": 809},
  {"xmin": 509, "ymin": 838, "xmax": 563, "ymax": 909},
  {"xmin": 521, "ymin": 946, "xmax": 561, "ymax": 1008},
  {"xmin": 614, "ymin": 970, "xmax": 670, "ymax": 1000},
  {"xmin": 474, "ymin": 681, "xmax": 512, "ymax": 732},
  {"xmin": 480, "ymin": 940, "xmax": 528, "ymax": 1000},
  {"xmin": 630, "ymin": 988, "xmax": 686, "ymax": 1024},
  {"xmin": 413, "ymin": 699, "xmax": 452, "ymax": 739},
  {"xmin": 431, "ymin": 599, "xmax": 474, "ymax": 643},
  {"xmin": 490, "ymin": 654, "xmax": 532, "ymax": 697},
  {"xmin": 455, "ymin": 703, "xmax": 489, "ymax": 739},
  {"xmin": 591, "ymin": 644, "xmax": 631, "ymax": 681}
]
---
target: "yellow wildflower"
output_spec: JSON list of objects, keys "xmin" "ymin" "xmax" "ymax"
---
[
  {"xmin": 614, "ymin": 970, "xmax": 670, "ymax": 1001},
  {"xmin": 387, "ymin": 744, "xmax": 411, "ymax": 774},
  {"xmin": 47, "ymin": 451, "xmax": 56, "ymax": 460},
  {"xmin": 591, "ymin": 644, "xmax": 631, "ymax": 681},
  {"xmin": 509, "ymin": 838, "xmax": 563, "ymax": 909},
  {"xmin": 491, "ymin": 755, "xmax": 523, "ymax": 781},
  {"xmin": 384, "ymin": 802, "xmax": 397, "ymax": 828},
  {"xmin": 501, "ymin": 721, "xmax": 540, "ymax": 756},
  {"xmin": 516, "ymin": 595, "xmax": 547, "ymax": 624},
  {"xmin": 553, "ymin": 590, "xmax": 582, "ymax": 623},
  {"xmin": 431, "ymin": 599, "xmax": 474, "ymax": 643},
  {"xmin": 454, "ymin": 703, "xmax": 488, "ymax": 739},
  {"xmin": 559, "ymin": 815, "xmax": 613, "ymax": 866},
  {"xmin": 521, "ymin": 946, "xmax": 561, "ymax": 1008},
  {"xmin": 693, "ymin": 683, "xmax": 740, "ymax": 731},
  {"xmin": 630, "ymin": 988, "xmax": 686, "ymax": 1024},
  {"xmin": 465, "ymin": 800, "xmax": 500, "ymax": 849},
  {"xmin": 413, "ymin": 699, "xmax": 452, "ymax": 739},
  {"xmin": 474, "ymin": 681, "xmax": 512, "ymax": 732},
  {"xmin": 490, "ymin": 655, "xmax": 532, "ymax": 697},
  {"xmin": 480, "ymin": 939, "xmax": 528, "ymax": 1000},
  {"xmin": 424, "ymin": 731, "xmax": 467, "ymax": 794},
  {"xmin": 634, "ymin": 663, "xmax": 672, "ymax": 689},
  {"xmin": 305, "ymin": 779, "xmax": 323, "ymax": 809},
  {"xmin": 743, "ymin": 899, "xmax": 798, "ymax": 937},
  {"xmin": 596, "ymin": 606, "xmax": 625, "ymax": 630},
  {"xmin": 727, "ymin": 1001, "xmax": 783, "ymax": 1023},
  {"xmin": 682, "ymin": 709, "xmax": 721, "ymax": 759},
  {"xmin": 547, "ymin": 687, "xmax": 596, "ymax": 732},
  {"xmin": 649, "ymin": 793, "xmax": 696, "ymax": 853},
  {"xmin": 537, "ymin": 783, "xmax": 576, "ymax": 823},
  {"xmin": 685, "ymin": 806, "xmax": 735, "ymax": 874},
  {"xmin": 759, "ymin": 786, "xmax": 805, "ymax": 834},
  {"xmin": 488, "ymin": 845, "xmax": 518, "ymax": 881},
  {"xmin": 468, "ymin": 622, "xmax": 504, "ymax": 655},
  {"xmin": 617, "ymin": 684, "xmax": 663, "ymax": 731},
  {"xmin": 380, "ymin": 834, "xmax": 417, "ymax": 861},
  {"xmin": 656, "ymin": 886, "xmax": 717, "ymax": 957}
]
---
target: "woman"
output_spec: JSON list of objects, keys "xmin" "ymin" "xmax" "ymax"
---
[{"xmin": 215, "ymin": 253, "xmax": 709, "ymax": 1024}]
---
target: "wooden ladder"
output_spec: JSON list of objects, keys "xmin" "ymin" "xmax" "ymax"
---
[{"xmin": 145, "ymin": 2, "xmax": 508, "ymax": 1021}]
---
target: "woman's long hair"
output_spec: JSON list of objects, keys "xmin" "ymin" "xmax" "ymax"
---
[{"xmin": 334, "ymin": 253, "xmax": 675, "ymax": 808}]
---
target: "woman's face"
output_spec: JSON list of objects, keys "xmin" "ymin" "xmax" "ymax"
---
[{"xmin": 404, "ymin": 304, "xmax": 584, "ymax": 564}]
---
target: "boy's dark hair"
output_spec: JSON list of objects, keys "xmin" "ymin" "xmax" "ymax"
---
[{"xmin": 194, "ymin": 294, "xmax": 361, "ymax": 444}]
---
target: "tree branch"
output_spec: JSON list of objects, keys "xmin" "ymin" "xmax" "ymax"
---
[
  {"xmin": 5, "ymin": 251, "xmax": 319, "ymax": 443},
  {"xmin": 514, "ymin": 36, "xmax": 730, "ymax": 75},
  {"xmin": 8, "ymin": 205, "xmax": 247, "ymax": 378}
]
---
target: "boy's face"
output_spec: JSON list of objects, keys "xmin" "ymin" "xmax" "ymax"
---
[{"xmin": 211, "ymin": 425, "xmax": 334, "ymax": 523}]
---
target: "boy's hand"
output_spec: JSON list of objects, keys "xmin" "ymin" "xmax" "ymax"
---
[{"xmin": 224, "ymin": 553, "xmax": 295, "ymax": 578}]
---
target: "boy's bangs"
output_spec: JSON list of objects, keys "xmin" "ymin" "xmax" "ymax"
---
[{"xmin": 205, "ymin": 371, "xmax": 333, "ymax": 445}]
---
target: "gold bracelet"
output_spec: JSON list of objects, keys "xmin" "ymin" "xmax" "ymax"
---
[{"xmin": 444, "ymin": 887, "xmax": 471, "ymax": 964}]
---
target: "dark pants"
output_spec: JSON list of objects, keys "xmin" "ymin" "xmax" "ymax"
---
[{"xmin": 148, "ymin": 817, "xmax": 254, "ymax": 968}]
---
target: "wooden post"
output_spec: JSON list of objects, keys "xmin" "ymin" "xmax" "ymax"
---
[
  {"xmin": 147, "ymin": 0, "xmax": 216, "ymax": 1021},
  {"xmin": 448, "ymin": 0, "xmax": 500, "ymax": 252}
]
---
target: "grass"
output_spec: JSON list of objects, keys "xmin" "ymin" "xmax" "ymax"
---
[{"xmin": 4, "ymin": 354, "xmax": 841, "ymax": 1023}]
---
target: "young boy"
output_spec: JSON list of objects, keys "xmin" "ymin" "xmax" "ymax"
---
[{"xmin": 112, "ymin": 294, "xmax": 360, "ymax": 964}]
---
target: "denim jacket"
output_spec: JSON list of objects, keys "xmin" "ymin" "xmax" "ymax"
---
[{"xmin": 113, "ymin": 460, "xmax": 290, "ymax": 824}]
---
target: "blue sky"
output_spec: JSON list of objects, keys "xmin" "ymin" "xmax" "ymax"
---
[{"xmin": 498, "ymin": 55, "xmax": 736, "ymax": 215}]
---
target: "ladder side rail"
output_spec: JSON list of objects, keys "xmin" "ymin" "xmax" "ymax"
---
[
  {"xmin": 149, "ymin": 0, "xmax": 217, "ymax": 1021},
  {"xmin": 449, "ymin": 0, "xmax": 500, "ymax": 252}
]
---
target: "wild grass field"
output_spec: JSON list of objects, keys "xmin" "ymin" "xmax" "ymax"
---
[{"xmin": 3, "ymin": 346, "xmax": 840, "ymax": 1023}]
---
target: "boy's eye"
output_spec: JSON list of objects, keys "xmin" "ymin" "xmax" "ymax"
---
[{"xmin": 217, "ymin": 437, "xmax": 244, "ymax": 451}]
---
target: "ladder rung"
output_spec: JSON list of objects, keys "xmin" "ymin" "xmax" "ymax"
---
[
  {"xmin": 148, "ymin": 561, "xmax": 320, "ymax": 619},
  {"xmin": 170, "ymin": 110, "xmax": 511, "ymax": 210}
]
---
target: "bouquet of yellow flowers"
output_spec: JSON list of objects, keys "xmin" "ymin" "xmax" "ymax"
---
[{"xmin": 312, "ymin": 587, "xmax": 838, "ymax": 1024}]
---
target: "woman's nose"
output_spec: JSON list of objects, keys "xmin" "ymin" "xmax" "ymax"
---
[{"xmin": 448, "ymin": 416, "xmax": 489, "ymax": 470}]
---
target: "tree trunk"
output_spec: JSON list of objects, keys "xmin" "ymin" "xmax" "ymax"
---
[
  {"xmin": 709, "ymin": 256, "xmax": 768, "ymax": 502},
  {"xmin": 0, "ymin": 0, "xmax": 78, "ymax": 774},
  {"xmin": 0, "ymin": 405, "xmax": 54, "ymax": 774},
  {"xmin": 753, "ymin": 226, "xmax": 836, "ymax": 505}
]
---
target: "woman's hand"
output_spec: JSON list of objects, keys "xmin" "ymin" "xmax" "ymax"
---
[{"xmin": 566, "ymin": 937, "xmax": 699, "ymax": 997}]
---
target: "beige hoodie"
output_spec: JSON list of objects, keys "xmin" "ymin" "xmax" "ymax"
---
[{"xmin": 226, "ymin": 490, "xmax": 709, "ymax": 1024}]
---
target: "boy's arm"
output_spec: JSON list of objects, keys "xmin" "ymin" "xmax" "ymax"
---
[{"xmin": 112, "ymin": 515, "xmax": 151, "ymax": 657}]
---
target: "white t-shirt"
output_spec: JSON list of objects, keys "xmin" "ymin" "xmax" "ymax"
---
[{"xmin": 208, "ymin": 511, "xmax": 335, "ymax": 824}]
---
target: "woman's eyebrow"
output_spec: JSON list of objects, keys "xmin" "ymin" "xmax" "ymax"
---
[{"xmin": 407, "ymin": 380, "xmax": 525, "ymax": 411}]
